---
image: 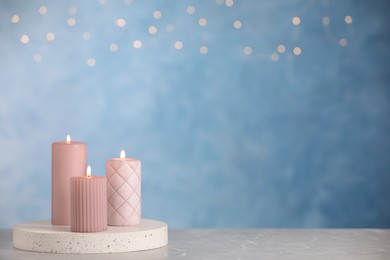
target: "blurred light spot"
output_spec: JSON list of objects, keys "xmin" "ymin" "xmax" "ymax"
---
[
  {"xmin": 174, "ymin": 41, "xmax": 183, "ymax": 50},
  {"xmin": 225, "ymin": 0, "xmax": 234, "ymax": 7},
  {"xmin": 123, "ymin": 0, "xmax": 132, "ymax": 5},
  {"xmin": 271, "ymin": 53, "xmax": 279, "ymax": 61},
  {"xmin": 153, "ymin": 10, "xmax": 162, "ymax": 19},
  {"xmin": 277, "ymin": 44, "xmax": 286, "ymax": 53},
  {"xmin": 20, "ymin": 34, "xmax": 29, "ymax": 44},
  {"xmin": 68, "ymin": 6, "xmax": 77, "ymax": 15},
  {"xmin": 243, "ymin": 46, "xmax": 252, "ymax": 55},
  {"xmin": 133, "ymin": 40, "xmax": 142, "ymax": 49},
  {"xmin": 199, "ymin": 18, "xmax": 207, "ymax": 27},
  {"xmin": 115, "ymin": 18, "xmax": 126, "ymax": 27},
  {"xmin": 67, "ymin": 18, "xmax": 76, "ymax": 27},
  {"xmin": 46, "ymin": 32, "xmax": 55, "ymax": 41},
  {"xmin": 292, "ymin": 16, "xmax": 300, "ymax": 26},
  {"xmin": 99, "ymin": 0, "xmax": 107, "ymax": 5},
  {"xmin": 233, "ymin": 20, "xmax": 242, "ymax": 29},
  {"xmin": 187, "ymin": 5, "xmax": 195, "ymax": 14},
  {"xmin": 82, "ymin": 32, "xmax": 91, "ymax": 40},
  {"xmin": 166, "ymin": 24, "xmax": 175, "ymax": 32},
  {"xmin": 216, "ymin": 0, "xmax": 224, "ymax": 5},
  {"xmin": 109, "ymin": 43, "xmax": 118, "ymax": 52},
  {"xmin": 11, "ymin": 15, "xmax": 20, "ymax": 24},
  {"xmin": 345, "ymin": 15, "xmax": 353, "ymax": 24},
  {"xmin": 38, "ymin": 6, "xmax": 47, "ymax": 15},
  {"xmin": 339, "ymin": 38, "xmax": 348, "ymax": 46},
  {"xmin": 200, "ymin": 46, "xmax": 208, "ymax": 54},
  {"xmin": 322, "ymin": 16, "xmax": 330, "ymax": 26},
  {"xmin": 33, "ymin": 53, "xmax": 42, "ymax": 62},
  {"xmin": 148, "ymin": 25, "xmax": 157, "ymax": 35},
  {"xmin": 87, "ymin": 58, "xmax": 96, "ymax": 67},
  {"xmin": 293, "ymin": 47, "xmax": 302, "ymax": 55}
]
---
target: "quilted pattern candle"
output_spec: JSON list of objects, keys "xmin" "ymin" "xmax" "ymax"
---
[
  {"xmin": 52, "ymin": 135, "xmax": 86, "ymax": 225},
  {"xmin": 70, "ymin": 166, "xmax": 108, "ymax": 233},
  {"xmin": 106, "ymin": 150, "xmax": 141, "ymax": 226}
]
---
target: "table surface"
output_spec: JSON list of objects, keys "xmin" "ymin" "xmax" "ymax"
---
[{"xmin": 1, "ymin": 228, "xmax": 389, "ymax": 260}]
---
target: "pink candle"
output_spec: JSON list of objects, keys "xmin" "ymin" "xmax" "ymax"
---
[
  {"xmin": 70, "ymin": 166, "xmax": 108, "ymax": 233},
  {"xmin": 52, "ymin": 135, "xmax": 87, "ymax": 225},
  {"xmin": 106, "ymin": 150, "xmax": 141, "ymax": 226}
]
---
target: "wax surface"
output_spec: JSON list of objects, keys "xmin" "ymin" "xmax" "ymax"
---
[
  {"xmin": 70, "ymin": 176, "xmax": 107, "ymax": 233},
  {"xmin": 106, "ymin": 158, "xmax": 141, "ymax": 226},
  {"xmin": 52, "ymin": 141, "xmax": 86, "ymax": 226}
]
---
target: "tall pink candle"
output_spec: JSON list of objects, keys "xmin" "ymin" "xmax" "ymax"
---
[
  {"xmin": 106, "ymin": 150, "xmax": 141, "ymax": 226},
  {"xmin": 70, "ymin": 166, "xmax": 107, "ymax": 233},
  {"xmin": 52, "ymin": 135, "xmax": 87, "ymax": 226}
]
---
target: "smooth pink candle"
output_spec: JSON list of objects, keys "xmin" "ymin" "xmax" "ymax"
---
[
  {"xmin": 70, "ymin": 168, "xmax": 107, "ymax": 233},
  {"xmin": 106, "ymin": 150, "xmax": 141, "ymax": 226},
  {"xmin": 52, "ymin": 135, "xmax": 86, "ymax": 225}
]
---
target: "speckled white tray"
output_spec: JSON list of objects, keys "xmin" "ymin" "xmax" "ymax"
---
[{"xmin": 13, "ymin": 219, "xmax": 168, "ymax": 254}]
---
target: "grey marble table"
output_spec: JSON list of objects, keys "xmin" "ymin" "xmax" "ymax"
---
[{"xmin": 1, "ymin": 228, "xmax": 389, "ymax": 260}]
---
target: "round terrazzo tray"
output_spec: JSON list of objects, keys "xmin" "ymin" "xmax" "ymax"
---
[{"xmin": 13, "ymin": 219, "xmax": 168, "ymax": 254}]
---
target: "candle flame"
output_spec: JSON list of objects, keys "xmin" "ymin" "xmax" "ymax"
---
[
  {"xmin": 86, "ymin": 165, "xmax": 91, "ymax": 177},
  {"xmin": 66, "ymin": 134, "xmax": 71, "ymax": 143},
  {"xmin": 120, "ymin": 150, "xmax": 126, "ymax": 159}
]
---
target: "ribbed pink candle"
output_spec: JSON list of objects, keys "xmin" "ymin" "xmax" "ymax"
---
[
  {"xmin": 52, "ymin": 135, "xmax": 86, "ymax": 225},
  {"xmin": 70, "ymin": 171, "xmax": 107, "ymax": 233},
  {"xmin": 106, "ymin": 150, "xmax": 141, "ymax": 226}
]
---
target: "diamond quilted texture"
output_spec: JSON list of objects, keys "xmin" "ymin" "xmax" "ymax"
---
[
  {"xmin": 116, "ymin": 164, "xmax": 133, "ymax": 181},
  {"xmin": 109, "ymin": 212, "xmax": 126, "ymax": 225},
  {"xmin": 108, "ymin": 159, "xmax": 124, "ymax": 171},
  {"xmin": 106, "ymin": 159, "xmax": 141, "ymax": 226},
  {"xmin": 135, "ymin": 184, "xmax": 141, "ymax": 194},
  {"xmin": 107, "ymin": 182, "xmax": 116, "ymax": 198},
  {"xmin": 128, "ymin": 193, "xmax": 140, "ymax": 207},
  {"xmin": 108, "ymin": 172, "xmax": 125, "ymax": 189},
  {"xmin": 108, "ymin": 193, "xmax": 125, "ymax": 209},
  {"xmin": 118, "ymin": 202, "xmax": 135, "ymax": 216},
  {"xmin": 131, "ymin": 161, "xmax": 141, "ymax": 172},
  {"xmin": 128, "ymin": 172, "xmax": 140, "ymax": 187},
  {"xmin": 128, "ymin": 213, "xmax": 140, "ymax": 225},
  {"xmin": 116, "ymin": 182, "xmax": 133, "ymax": 200},
  {"xmin": 107, "ymin": 203, "xmax": 115, "ymax": 217}
]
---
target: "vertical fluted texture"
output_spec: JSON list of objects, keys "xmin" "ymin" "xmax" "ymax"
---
[
  {"xmin": 106, "ymin": 159, "xmax": 141, "ymax": 226},
  {"xmin": 70, "ymin": 177, "xmax": 107, "ymax": 233}
]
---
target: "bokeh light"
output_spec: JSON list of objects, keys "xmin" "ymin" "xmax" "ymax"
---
[{"xmin": 292, "ymin": 16, "xmax": 301, "ymax": 26}]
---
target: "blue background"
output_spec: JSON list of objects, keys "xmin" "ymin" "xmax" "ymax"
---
[{"xmin": 0, "ymin": 0, "xmax": 389, "ymax": 228}]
